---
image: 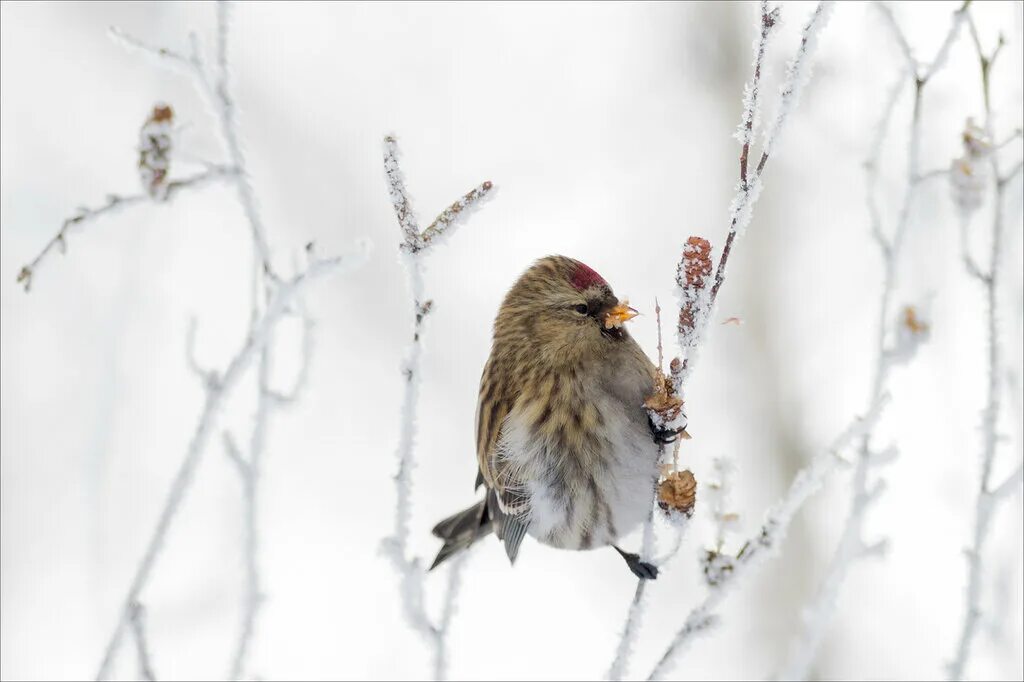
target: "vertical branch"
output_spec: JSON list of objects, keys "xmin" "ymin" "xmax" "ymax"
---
[
  {"xmin": 379, "ymin": 135, "xmax": 493, "ymax": 680},
  {"xmin": 608, "ymin": 4, "xmax": 834, "ymax": 679},
  {"xmin": 948, "ymin": 12, "xmax": 1024, "ymax": 681},
  {"xmin": 211, "ymin": 0, "xmax": 276, "ymax": 281},
  {"xmin": 94, "ymin": 254, "xmax": 365, "ymax": 681},
  {"xmin": 28, "ymin": 7, "xmax": 370, "ymax": 681},
  {"xmin": 780, "ymin": 5, "xmax": 966, "ymax": 677},
  {"xmin": 708, "ymin": 1, "xmax": 834, "ymax": 308}
]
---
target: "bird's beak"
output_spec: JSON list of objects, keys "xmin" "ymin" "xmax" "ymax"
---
[{"xmin": 604, "ymin": 302, "xmax": 639, "ymax": 329}]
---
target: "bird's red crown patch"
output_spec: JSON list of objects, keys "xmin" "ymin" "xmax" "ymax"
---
[{"xmin": 570, "ymin": 261, "xmax": 608, "ymax": 291}]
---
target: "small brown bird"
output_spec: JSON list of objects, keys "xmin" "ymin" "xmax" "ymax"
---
[{"xmin": 431, "ymin": 255, "xmax": 681, "ymax": 579}]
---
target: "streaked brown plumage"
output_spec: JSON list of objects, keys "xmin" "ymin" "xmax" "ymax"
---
[{"xmin": 432, "ymin": 255, "xmax": 677, "ymax": 578}]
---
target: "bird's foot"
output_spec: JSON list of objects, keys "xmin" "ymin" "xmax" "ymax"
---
[
  {"xmin": 647, "ymin": 415, "xmax": 682, "ymax": 445},
  {"xmin": 614, "ymin": 546, "xmax": 659, "ymax": 580},
  {"xmin": 652, "ymin": 427, "xmax": 681, "ymax": 445}
]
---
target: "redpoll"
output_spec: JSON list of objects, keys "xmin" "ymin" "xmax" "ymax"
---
[{"xmin": 431, "ymin": 256, "xmax": 679, "ymax": 579}]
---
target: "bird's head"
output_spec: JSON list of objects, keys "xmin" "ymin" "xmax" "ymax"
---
[{"xmin": 495, "ymin": 255, "xmax": 638, "ymax": 363}]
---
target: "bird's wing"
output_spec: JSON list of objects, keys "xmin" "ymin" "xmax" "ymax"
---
[
  {"xmin": 475, "ymin": 357, "xmax": 531, "ymax": 563},
  {"xmin": 475, "ymin": 356, "xmax": 510, "ymax": 491}
]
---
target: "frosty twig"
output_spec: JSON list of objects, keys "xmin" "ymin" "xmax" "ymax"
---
[
  {"xmin": 16, "ymin": 166, "xmax": 234, "ymax": 292},
  {"xmin": 947, "ymin": 11, "xmax": 1024, "ymax": 681},
  {"xmin": 779, "ymin": 8, "xmax": 968, "ymax": 677},
  {"xmin": 15, "ymin": 4, "xmax": 373, "ymax": 679},
  {"xmin": 128, "ymin": 601, "xmax": 156, "ymax": 682},
  {"xmin": 380, "ymin": 135, "xmax": 493, "ymax": 680},
  {"xmin": 93, "ymin": 249, "xmax": 366, "ymax": 682},
  {"xmin": 608, "ymin": 4, "xmax": 834, "ymax": 679},
  {"xmin": 647, "ymin": 397, "xmax": 889, "ymax": 681}
]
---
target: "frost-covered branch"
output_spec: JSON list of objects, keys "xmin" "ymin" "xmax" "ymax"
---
[
  {"xmin": 110, "ymin": 4, "xmax": 275, "ymax": 279},
  {"xmin": 873, "ymin": 0, "xmax": 969, "ymax": 80},
  {"xmin": 607, "ymin": 505, "xmax": 657, "ymax": 682},
  {"xmin": 16, "ymin": 166, "xmax": 235, "ymax": 292},
  {"xmin": 128, "ymin": 601, "xmax": 156, "ymax": 682},
  {"xmin": 379, "ymin": 135, "xmax": 493, "ymax": 681},
  {"xmin": 608, "ymin": 4, "xmax": 833, "ymax": 678},
  {"xmin": 646, "ymin": 397, "xmax": 889, "ymax": 681},
  {"xmin": 707, "ymin": 1, "xmax": 833, "ymax": 308},
  {"xmin": 223, "ymin": 284, "xmax": 312, "ymax": 681},
  {"xmin": 19, "ymin": 7, "xmax": 369, "ymax": 682},
  {"xmin": 779, "ymin": 16, "xmax": 969, "ymax": 678},
  {"xmin": 94, "ymin": 246, "xmax": 367, "ymax": 681},
  {"xmin": 210, "ymin": 2, "xmax": 276, "ymax": 281},
  {"xmin": 947, "ymin": 12, "xmax": 1024, "ymax": 680}
]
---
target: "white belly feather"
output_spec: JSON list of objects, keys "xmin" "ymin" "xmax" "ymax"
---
[{"xmin": 495, "ymin": 398, "xmax": 660, "ymax": 551}]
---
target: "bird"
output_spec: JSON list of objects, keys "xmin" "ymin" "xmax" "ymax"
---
[{"xmin": 430, "ymin": 255, "xmax": 682, "ymax": 579}]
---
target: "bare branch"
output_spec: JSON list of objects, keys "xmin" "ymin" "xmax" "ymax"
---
[
  {"xmin": 420, "ymin": 181, "xmax": 494, "ymax": 248},
  {"xmin": 380, "ymin": 135, "xmax": 493, "ymax": 680},
  {"xmin": 647, "ymin": 396, "xmax": 889, "ymax": 681},
  {"xmin": 708, "ymin": 0, "xmax": 834, "ymax": 317},
  {"xmin": 265, "ymin": 314, "xmax": 315, "ymax": 405},
  {"xmin": 17, "ymin": 167, "xmax": 234, "ymax": 292},
  {"xmin": 211, "ymin": 1, "xmax": 277, "ymax": 281},
  {"xmin": 779, "ymin": 6, "xmax": 971, "ymax": 674},
  {"xmin": 609, "ymin": 5, "xmax": 834, "ymax": 678},
  {"xmin": 383, "ymin": 135, "xmax": 423, "ymax": 250},
  {"xmin": 999, "ymin": 159, "xmax": 1023, "ymax": 187},
  {"xmin": 990, "ymin": 464, "xmax": 1024, "ymax": 500},
  {"xmin": 222, "ymin": 431, "xmax": 248, "ymax": 477},
  {"xmin": 872, "ymin": 3, "xmax": 918, "ymax": 75},
  {"xmin": 186, "ymin": 317, "xmax": 220, "ymax": 388},
  {"xmin": 95, "ymin": 245, "xmax": 368, "ymax": 681},
  {"xmin": 948, "ymin": 8, "xmax": 1023, "ymax": 678},
  {"xmin": 226, "ymin": 349, "xmax": 266, "ymax": 681},
  {"xmin": 128, "ymin": 601, "xmax": 156, "ymax": 682},
  {"xmin": 109, "ymin": 26, "xmax": 201, "ymax": 75},
  {"xmin": 738, "ymin": 1, "xmax": 780, "ymax": 187}
]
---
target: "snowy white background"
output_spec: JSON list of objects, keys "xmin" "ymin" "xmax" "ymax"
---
[{"xmin": 2, "ymin": 1, "xmax": 1023, "ymax": 680}]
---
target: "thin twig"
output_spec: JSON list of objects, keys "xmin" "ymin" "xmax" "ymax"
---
[
  {"xmin": 94, "ymin": 249, "xmax": 367, "ymax": 681},
  {"xmin": 948, "ymin": 11, "xmax": 1024, "ymax": 680},
  {"xmin": 608, "ymin": 4, "xmax": 834, "ymax": 678},
  {"xmin": 607, "ymin": 502, "xmax": 657, "ymax": 681},
  {"xmin": 780, "ymin": 6, "xmax": 965, "ymax": 676},
  {"xmin": 647, "ymin": 397, "xmax": 889, "ymax": 681},
  {"xmin": 17, "ymin": 167, "xmax": 234, "ymax": 292},
  {"xmin": 128, "ymin": 601, "xmax": 157, "ymax": 682},
  {"xmin": 708, "ymin": 0, "xmax": 833, "ymax": 353}
]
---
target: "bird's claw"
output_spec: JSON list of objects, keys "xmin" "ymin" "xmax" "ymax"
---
[
  {"xmin": 648, "ymin": 415, "xmax": 682, "ymax": 445},
  {"xmin": 629, "ymin": 558, "xmax": 659, "ymax": 580},
  {"xmin": 652, "ymin": 426, "xmax": 682, "ymax": 445}
]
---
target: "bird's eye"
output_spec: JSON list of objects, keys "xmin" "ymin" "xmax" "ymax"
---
[{"xmin": 574, "ymin": 303, "xmax": 589, "ymax": 315}]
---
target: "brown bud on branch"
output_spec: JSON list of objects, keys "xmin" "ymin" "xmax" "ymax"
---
[
  {"xmin": 677, "ymin": 236, "xmax": 713, "ymax": 343},
  {"xmin": 139, "ymin": 104, "xmax": 174, "ymax": 200},
  {"xmin": 659, "ymin": 469, "xmax": 697, "ymax": 518}
]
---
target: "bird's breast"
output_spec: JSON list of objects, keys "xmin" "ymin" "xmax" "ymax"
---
[{"xmin": 497, "ymin": 396, "xmax": 660, "ymax": 552}]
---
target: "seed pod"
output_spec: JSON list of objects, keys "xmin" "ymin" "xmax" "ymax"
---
[
  {"xmin": 139, "ymin": 104, "xmax": 174, "ymax": 200},
  {"xmin": 658, "ymin": 469, "xmax": 697, "ymax": 518},
  {"xmin": 677, "ymin": 236, "xmax": 713, "ymax": 349}
]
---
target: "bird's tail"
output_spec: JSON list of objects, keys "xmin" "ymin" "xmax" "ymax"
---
[{"xmin": 430, "ymin": 499, "xmax": 492, "ymax": 570}]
